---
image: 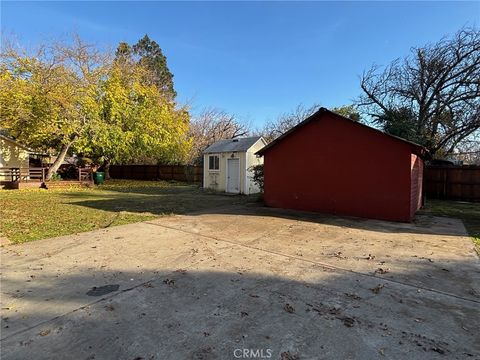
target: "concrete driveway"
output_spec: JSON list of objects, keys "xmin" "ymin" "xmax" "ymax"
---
[{"xmin": 1, "ymin": 205, "xmax": 479, "ymax": 359}]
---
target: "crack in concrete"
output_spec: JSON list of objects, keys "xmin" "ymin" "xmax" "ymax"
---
[{"xmin": 144, "ymin": 221, "xmax": 480, "ymax": 305}]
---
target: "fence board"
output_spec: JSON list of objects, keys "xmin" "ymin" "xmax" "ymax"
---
[
  {"xmin": 425, "ymin": 166, "xmax": 480, "ymax": 202},
  {"xmin": 110, "ymin": 164, "xmax": 203, "ymax": 184},
  {"xmin": 110, "ymin": 164, "xmax": 479, "ymax": 201}
]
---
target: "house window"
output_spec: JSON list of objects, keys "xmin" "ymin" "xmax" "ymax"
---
[{"xmin": 208, "ymin": 155, "xmax": 219, "ymax": 171}]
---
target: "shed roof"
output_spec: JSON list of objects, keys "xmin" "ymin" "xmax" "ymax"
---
[
  {"xmin": 255, "ymin": 108, "xmax": 429, "ymax": 159},
  {"xmin": 204, "ymin": 136, "xmax": 264, "ymax": 154}
]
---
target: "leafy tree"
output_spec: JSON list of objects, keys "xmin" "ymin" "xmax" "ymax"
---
[
  {"xmin": 115, "ymin": 42, "xmax": 132, "ymax": 63},
  {"xmin": 1, "ymin": 34, "xmax": 190, "ymax": 181},
  {"xmin": 331, "ymin": 105, "xmax": 361, "ymax": 122},
  {"xmin": 0, "ymin": 36, "xmax": 104, "ymax": 179},
  {"xmin": 77, "ymin": 60, "xmax": 190, "ymax": 178},
  {"xmin": 115, "ymin": 35, "xmax": 176, "ymax": 100},
  {"xmin": 358, "ymin": 27, "xmax": 480, "ymax": 156},
  {"xmin": 379, "ymin": 107, "xmax": 422, "ymax": 144}
]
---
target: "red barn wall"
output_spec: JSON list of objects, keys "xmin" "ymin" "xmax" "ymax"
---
[
  {"xmin": 263, "ymin": 114, "xmax": 414, "ymax": 222},
  {"xmin": 410, "ymin": 154, "xmax": 424, "ymax": 219}
]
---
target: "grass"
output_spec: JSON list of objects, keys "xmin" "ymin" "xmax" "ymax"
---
[
  {"xmin": 0, "ymin": 180, "xmax": 253, "ymax": 244},
  {"xmin": 425, "ymin": 199, "xmax": 480, "ymax": 252}
]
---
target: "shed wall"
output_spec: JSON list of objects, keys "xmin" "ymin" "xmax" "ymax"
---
[
  {"xmin": 203, "ymin": 151, "xmax": 247, "ymax": 193},
  {"xmin": 263, "ymin": 114, "xmax": 414, "ymax": 222},
  {"xmin": 203, "ymin": 138, "xmax": 265, "ymax": 194},
  {"xmin": 410, "ymin": 154, "xmax": 424, "ymax": 219},
  {"xmin": 245, "ymin": 140, "xmax": 266, "ymax": 194}
]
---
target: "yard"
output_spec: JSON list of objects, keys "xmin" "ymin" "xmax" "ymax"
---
[
  {"xmin": 1, "ymin": 203, "xmax": 479, "ymax": 359},
  {"xmin": 423, "ymin": 199, "xmax": 480, "ymax": 252},
  {"xmin": 0, "ymin": 180, "xmax": 254, "ymax": 244}
]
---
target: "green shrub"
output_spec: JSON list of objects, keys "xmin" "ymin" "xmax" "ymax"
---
[
  {"xmin": 50, "ymin": 172, "xmax": 63, "ymax": 181},
  {"xmin": 249, "ymin": 164, "xmax": 264, "ymax": 192}
]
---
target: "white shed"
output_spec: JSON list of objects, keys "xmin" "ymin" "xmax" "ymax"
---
[{"xmin": 203, "ymin": 136, "xmax": 266, "ymax": 194}]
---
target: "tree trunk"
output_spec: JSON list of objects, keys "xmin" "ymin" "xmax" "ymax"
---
[
  {"xmin": 103, "ymin": 158, "xmax": 111, "ymax": 180},
  {"xmin": 46, "ymin": 141, "xmax": 73, "ymax": 181}
]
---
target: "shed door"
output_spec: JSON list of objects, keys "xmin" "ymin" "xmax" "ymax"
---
[{"xmin": 227, "ymin": 158, "xmax": 240, "ymax": 193}]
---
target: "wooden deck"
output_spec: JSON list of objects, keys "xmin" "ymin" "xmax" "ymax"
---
[{"xmin": 0, "ymin": 167, "xmax": 93, "ymax": 189}]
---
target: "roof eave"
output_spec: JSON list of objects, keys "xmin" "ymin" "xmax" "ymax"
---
[
  {"xmin": 255, "ymin": 108, "xmax": 430, "ymax": 159},
  {"xmin": 0, "ymin": 134, "xmax": 38, "ymax": 153},
  {"xmin": 203, "ymin": 136, "xmax": 265, "ymax": 154}
]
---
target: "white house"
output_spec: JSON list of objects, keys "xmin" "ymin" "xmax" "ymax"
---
[
  {"xmin": 203, "ymin": 136, "xmax": 267, "ymax": 194},
  {"xmin": 0, "ymin": 134, "xmax": 31, "ymax": 169}
]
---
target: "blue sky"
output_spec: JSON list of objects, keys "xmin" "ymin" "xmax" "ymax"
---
[{"xmin": 2, "ymin": 1, "xmax": 479, "ymax": 126}]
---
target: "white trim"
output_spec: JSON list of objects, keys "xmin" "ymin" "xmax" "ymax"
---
[
  {"xmin": 245, "ymin": 153, "xmax": 249, "ymax": 195},
  {"xmin": 208, "ymin": 154, "xmax": 220, "ymax": 171},
  {"xmin": 203, "ymin": 154, "xmax": 207, "ymax": 188}
]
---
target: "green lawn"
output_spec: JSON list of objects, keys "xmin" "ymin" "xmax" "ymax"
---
[
  {"xmin": 424, "ymin": 199, "xmax": 480, "ymax": 252},
  {"xmin": 0, "ymin": 180, "xmax": 252, "ymax": 244}
]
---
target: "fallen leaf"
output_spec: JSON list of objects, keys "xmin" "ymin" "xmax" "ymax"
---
[
  {"xmin": 344, "ymin": 293, "xmax": 361, "ymax": 300},
  {"xmin": 284, "ymin": 303, "xmax": 295, "ymax": 313},
  {"xmin": 280, "ymin": 351, "xmax": 299, "ymax": 360},
  {"xmin": 39, "ymin": 329, "xmax": 50, "ymax": 336},
  {"xmin": 371, "ymin": 284, "xmax": 384, "ymax": 294},
  {"xmin": 431, "ymin": 347, "xmax": 445, "ymax": 354},
  {"xmin": 341, "ymin": 316, "xmax": 355, "ymax": 327},
  {"xmin": 328, "ymin": 307, "xmax": 342, "ymax": 315}
]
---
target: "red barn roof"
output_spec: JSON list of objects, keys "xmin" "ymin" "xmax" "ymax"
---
[{"xmin": 256, "ymin": 107, "xmax": 429, "ymax": 159}]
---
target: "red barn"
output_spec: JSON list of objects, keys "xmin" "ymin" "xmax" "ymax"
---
[{"xmin": 256, "ymin": 108, "xmax": 429, "ymax": 222}]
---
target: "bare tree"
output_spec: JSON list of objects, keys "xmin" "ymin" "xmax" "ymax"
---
[
  {"xmin": 358, "ymin": 27, "xmax": 480, "ymax": 156},
  {"xmin": 187, "ymin": 108, "xmax": 251, "ymax": 164},
  {"xmin": 260, "ymin": 103, "xmax": 321, "ymax": 143}
]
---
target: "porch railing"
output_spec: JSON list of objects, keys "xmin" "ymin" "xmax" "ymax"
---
[
  {"xmin": 78, "ymin": 168, "xmax": 93, "ymax": 182},
  {"xmin": 0, "ymin": 167, "xmax": 20, "ymax": 182},
  {"xmin": 25, "ymin": 167, "xmax": 47, "ymax": 182},
  {"xmin": 0, "ymin": 167, "xmax": 93, "ymax": 183},
  {"xmin": 0, "ymin": 167, "xmax": 46, "ymax": 182}
]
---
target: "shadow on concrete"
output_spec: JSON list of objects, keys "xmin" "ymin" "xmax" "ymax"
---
[
  {"xmin": 69, "ymin": 187, "xmax": 467, "ymax": 238},
  {"xmin": 61, "ymin": 185, "xmax": 254, "ymax": 216},
  {"xmin": 1, "ymin": 260, "xmax": 479, "ymax": 360}
]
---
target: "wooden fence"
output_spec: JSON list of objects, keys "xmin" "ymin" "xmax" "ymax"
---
[
  {"xmin": 109, "ymin": 164, "xmax": 480, "ymax": 201},
  {"xmin": 425, "ymin": 165, "xmax": 480, "ymax": 202},
  {"xmin": 109, "ymin": 164, "xmax": 203, "ymax": 184}
]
